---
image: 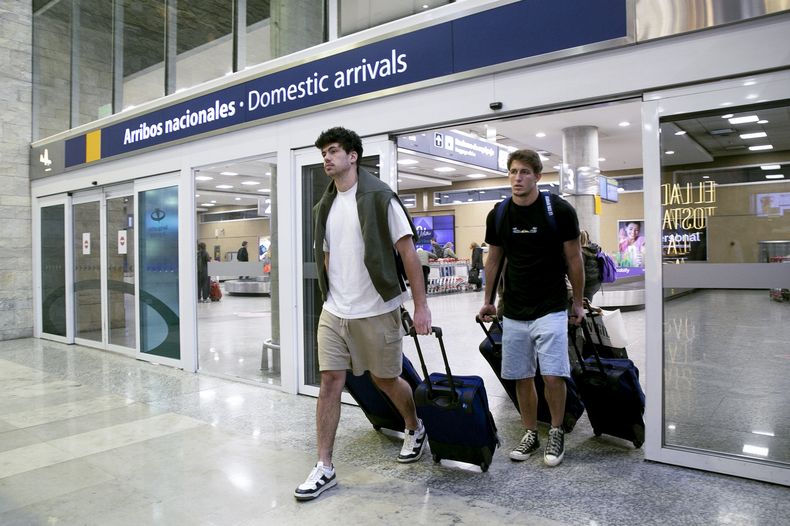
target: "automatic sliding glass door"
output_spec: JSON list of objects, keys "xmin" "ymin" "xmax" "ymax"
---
[{"xmin": 72, "ymin": 195, "xmax": 103, "ymax": 346}]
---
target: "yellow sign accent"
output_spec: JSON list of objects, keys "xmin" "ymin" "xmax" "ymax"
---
[
  {"xmin": 594, "ymin": 194, "xmax": 601, "ymax": 215},
  {"xmin": 86, "ymin": 130, "xmax": 102, "ymax": 163}
]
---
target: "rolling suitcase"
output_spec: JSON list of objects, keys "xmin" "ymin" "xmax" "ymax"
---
[
  {"xmin": 345, "ymin": 355, "xmax": 422, "ymax": 433},
  {"xmin": 476, "ymin": 315, "xmax": 584, "ymax": 433},
  {"xmin": 570, "ymin": 323, "xmax": 646, "ymax": 448},
  {"xmin": 405, "ymin": 311, "xmax": 499, "ymax": 472}
]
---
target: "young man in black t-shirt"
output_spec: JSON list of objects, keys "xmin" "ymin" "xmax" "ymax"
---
[{"xmin": 479, "ymin": 149, "xmax": 585, "ymax": 467}]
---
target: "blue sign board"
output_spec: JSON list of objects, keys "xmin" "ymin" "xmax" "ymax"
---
[
  {"xmin": 58, "ymin": 0, "xmax": 627, "ymax": 170},
  {"xmin": 397, "ymin": 130, "xmax": 503, "ymax": 172}
]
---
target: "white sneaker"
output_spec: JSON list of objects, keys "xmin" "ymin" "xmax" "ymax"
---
[
  {"xmin": 294, "ymin": 462, "xmax": 337, "ymax": 501},
  {"xmin": 397, "ymin": 419, "xmax": 427, "ymax": 463}
]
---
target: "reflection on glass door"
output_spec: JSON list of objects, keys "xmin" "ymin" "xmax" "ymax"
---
[
  {"xmin": 41, "ymin": 204, "xmax": 67, "ymax": 337},
  {"xmin": 297, "ymin": 143, "xmax": 387, "ymax": 390},
  {"xmin": 644, "ymin": 72, "xmax": 790, "ymax": 485},
  {"xmin": 106, "ymin": 195, "xmax": 136, "ymax": 349},
  {"xmin": 73, "ymin": 200, "xmax": 102, "ymax": 343},
  {"xmin": 139, "ymin": 185, "xmax": 180, "ymax": 359}
]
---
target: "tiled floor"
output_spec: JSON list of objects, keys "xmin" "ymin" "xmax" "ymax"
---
[{"xmin": 1, "ymin": 290, "xmax": 788, "ymax": 525}]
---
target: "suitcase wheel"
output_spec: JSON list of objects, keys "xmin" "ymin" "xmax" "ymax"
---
[
  {"xmin": 480, "ymin": 461, "xmax": 489, "ymax": 473},
  {"xmin": 633, "ymin": 439, "xmax": 643, "ymax": 448},
  {"xmin": 432, "ymin": 453, "xmax": 441, "ymax": 464}
]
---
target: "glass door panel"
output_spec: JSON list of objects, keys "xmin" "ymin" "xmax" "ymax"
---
[
  {"xmin": 106, "ymin": 195, "xmax": 136, "ymax": 350},
  {"xmin": 138, "ymin": 185, "xmax": 180, "ymax": 359},
  {"xmin": 644, "ymin": 71, "xmax": 790, "ymax": 485},
  {"xmin": 41, "ymin": 204, "xmax": 67, "ymax": 338},
  {"xmin": 296, "ymin": 137, "xmax": 393, "ymax": 393},
  {"xmin": 73, "ymin": 200, "xmax": 102, "ymax": 344}
]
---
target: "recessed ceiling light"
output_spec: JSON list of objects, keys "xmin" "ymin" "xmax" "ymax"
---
[
  {"xmin": 721, "ymin": 114, "xmax": 734, "ymax": 119},
  {"xmin": 757, "ymin": 119, "xmax": 769, "ymax": 124},
  {"xmin": 729, "ymin": 115, "xmax": 759, "ymax": 124},
  {"xmin": 195, "ymin": 194, "xmax": 200, "ymax": 197},
  {"xmin": 739, "ymin": 132, "xmax": 767, "ymax": 139},
  {"xmin": 535, "ymin": 132, "xmax": 546, "ymax": 138},
  {"xmin": 664, "ymin": 150, "xmax": 675, "ymax": 155},
  {"xmin": 434, "ymin": 167, "xmax": 456, "ymax": 173},
  {"xmin": 702, "ymin": 175, "xmax": 710, "ymax": 179},
  {"xmin": 467, "ymin": 173, "xmax": 486, "ymax": 179},
  {"xmin": 674, "ymin": 130, "xmax": 687, "ymax": 136},
  {"xmin": 234, "ymin": 197, "xmax": 241, "ymax": 201},
  {"xmin": 216, "ymin": 184, "xmax": 234, "ymax": 189},
  {"xmin": 765, "ymin": 173, "xmax": 785, "ymax": 180},
  {"xmin": 201, "ymin": 203, "xmax": 215, "ymax": 207},
  {"xmin": 195, "ymin": 176, "xmax": 213, "ymax": 181},
  {"xmin": 397, "ymin": 159, "xmax": 419, "ymax": 165},
  {"xmin": 598, "ymin": 157, "xmax": 606, "ymax": 162},
  {"xmin": 257, "ymin": 188, "xmax": 271, "ymax": 193},
  {"xmin": 265, "ymin": 171, "xmax": 272, "ymax": 176},
  {"xmin": 618, "ymin": 121, "xmax": 630, "ymax": 127},
  {"xmin": 241, "ymin": 181, "xmax": 260, "ymax": 185},
  {"xmin": 749, "ymin": 144, "xmax": 773, "ymax": 151},
  {"xmin": 761, "ymin": 164, "xmax": 781, "ymax": 170},
  {"xmin": 220, "ymin": 171, "xmax": 238, "ymax": 176}
]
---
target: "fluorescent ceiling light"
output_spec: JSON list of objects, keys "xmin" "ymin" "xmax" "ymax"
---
[
  {"xmin": 739, "ymin": 132, "xmax": 767, "ymax": 139},
  {"xmin": 234, "ymin": 197, "xmax": 241, "ymax": 201},
  {"xmin": 765, "ymin": 174, "xmax": 785, "ymax": 180},
  {"xmin": 618, "ymin": 121, "xmax": 630, "ymax": 127},
  {"xmin": 195, "ymin": 194, "xmax": 200, "ymax": 197},
  {"xmin": 749, "ymin": 145, "xmax": 773, "ymax": 151},
  {"xmin": 433, "ymin": 167, "xmax": 456, "ymax": 173},
  {"xmin": 535, "ymin": 132, "xmax": 546, "ymax": 138},
  {"xmin": 216, "ymin": 184, "xmax": 234, "ymax": 189},
  {"xmin": 466, "ymin": 173, "xmax": 486, "ymax": 179},
  {"xmin": 195, "ymin": 176, "xmax": 213, "ymax": 181},
  {"xmin": 201, "ymin": 203, "xmax": 215, "ymax": 207},
  {"xmin": 397, "ymin": 159, "xmax": 419, "ymax": 165},
  {"xmin": 751, "ymin": 430, "xmax": 775, "ymax": 437},
  {"xmin": 729, "ymin": 115, "xmax": 759, "ymax": 124},
  {"xmin": 241, "ymin": 181, "xmax": 260, "ymax": 185},
  {"xmin": 664, "ymin": 150, "xmax": 675, "ymax": 155},
  {"xmin": 702, "ymin": 175, "xmax": 710, "ymax": 179},
  {"xmin": 742, "ymin": 444, "xmax": 769, "ymax": 457},
  {"xmin": 758, "ymin": 119, "xmax": 769, "ymax": 124},
  {"xmin": 761, "ymin": 165, "xmax": 781, "ymax": 170},
  {"xmin": 721, "ymin": 114, "xmax": 734, "ymax": 119},
  {"xmin": 257, "ymin": 188, "xmax": 271, "ymax": 193},
  {"xmin": 220, "ymin": 171, "xmax": 238, "ymax": 176},
  {"xmin": 674, "ymin": 130, "xmax": 687, "ymax": 136}
]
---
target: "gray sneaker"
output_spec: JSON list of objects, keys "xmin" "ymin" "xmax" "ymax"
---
[
  {"xmin": 544, "ymin": 427, "xmax": 565, "ymax": 467},
  {"xmin": 509, "ymin": 429, "xmax": 540, "ymax": 461}
]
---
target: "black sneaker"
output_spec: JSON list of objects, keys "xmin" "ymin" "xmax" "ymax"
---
[
  {"xmin": 509, "ymin": 429, "xmax": 540, "ymax": 461},
  {"xmin": 294, "ymin": 462, "xmax": 337, "ymax": 501},
  {"xmin": 544, "ymin": 427, "xmax": 565, "ymax": 467},
  {"xmin": 397, "ymin": 419, "xmax": 427, "ymax": 463}
]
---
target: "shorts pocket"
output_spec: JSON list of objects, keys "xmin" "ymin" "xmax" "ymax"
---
[{"xmin": 384, "ymin": 328, "xmax": 402, "ymax": 344}]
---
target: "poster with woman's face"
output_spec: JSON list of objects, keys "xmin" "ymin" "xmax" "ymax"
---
[{"xmin": 617, "ymin": 219, "xmax": 645, "ymax": 268}]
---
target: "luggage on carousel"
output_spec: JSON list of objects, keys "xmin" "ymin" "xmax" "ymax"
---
[{"xmin": 209, "ymin": 280, "xmax": 222, "ymax": 301}]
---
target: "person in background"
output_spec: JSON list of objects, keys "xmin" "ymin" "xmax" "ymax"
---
[
  {"xmin": 443, "ymin": 242, "xmax": 457, "ymax": 259},
  {"xmin": 237, "ymin": 240, "xmax": 249, "ymax": 279},
  {"xmin": 197, "ymin": 242, "xmax": 211, "ymax": 303},
  {"xmin": 430, "ymin": 238, "xmax": 444, "ymax": 259},
  {"xmin": 469, "ymin": 241, "xmax": 484, "ymax": 291},
  {"xmin": 416, "ymin": 246, "xmax": 431, "ymax": 293},
  {"xmin": 580, "ymin": 230, "xmax": 602, "ymax": 301},
  {"xmin": 294, "ymin": 126, "xmax": 432, "ymax": 502},
  {"xmin": 479, "ymin": 149, "xmax": 584, "ymax": 468}
]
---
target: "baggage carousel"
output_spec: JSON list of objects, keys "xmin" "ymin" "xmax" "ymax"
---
[{"xmin": 223, "ymin": 278, "xmax": 271, "ymax": 295}]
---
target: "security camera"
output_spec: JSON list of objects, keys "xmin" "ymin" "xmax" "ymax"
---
[
  {"xmin": 489, "ymin": 101, "xmax": 503, "ymax": 111},
  {"xmin": 92, "ymin": 181, "xmax": 98, "ymax": 186}
]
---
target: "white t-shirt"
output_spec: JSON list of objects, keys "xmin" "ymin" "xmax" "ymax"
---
[{"xmin": 323, "ymin": 183, "xmax": 413, "ymax": 319}]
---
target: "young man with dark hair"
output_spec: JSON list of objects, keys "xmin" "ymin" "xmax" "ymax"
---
[
  {"xmin": 294, "ymin": 126, "xmax": 432, "ymax": 501},
  {"xmin": 479, "ymin": 149, "xmax": 585, "ymax": 467}
]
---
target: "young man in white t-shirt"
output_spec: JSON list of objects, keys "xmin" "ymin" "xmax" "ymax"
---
[{"xmin": 294, "ymin": 127, "xmax": 432, "ymax": 501}]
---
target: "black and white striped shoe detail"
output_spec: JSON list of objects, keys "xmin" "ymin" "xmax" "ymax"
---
[{"xmin": 294, "ymin": 462, "xmax": 337, "ymax": 501}]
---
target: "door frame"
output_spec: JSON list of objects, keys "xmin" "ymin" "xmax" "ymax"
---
[
  {"xmin": 71, "ymin": 189, "xmax": 106, "ymax": 350},
  {"xmin": 642, "ymin": 69, "xmax": 790, "ymax": 485},
  {"xmin": 294, "ymin": 135, "xmax": 397, "ymax": 398}
]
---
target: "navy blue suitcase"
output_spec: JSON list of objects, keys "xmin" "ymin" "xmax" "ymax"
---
[
  {"xmin": 476, "ymin": 316, "xmax": 585, "ymax": 433},
  {"xmin": 345, "ymin": 355, "xmax": 421, "ymax": 433},
  {"xmin": 406, "ymin": 312, "xmax": 499, "ymax": 472},
  {"xmin": 570, "ymin": 323, "xmax": 646, "ymax": 448}
]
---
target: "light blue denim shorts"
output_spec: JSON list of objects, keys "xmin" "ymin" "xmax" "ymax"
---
[{"xmin": 501, "ymin": 311, "xmax": 570, "ymax": 380}]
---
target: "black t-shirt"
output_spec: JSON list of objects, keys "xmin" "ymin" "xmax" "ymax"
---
[{"xmin": 484, "ymin": 194, "xmax": 579, "ymax": 320}]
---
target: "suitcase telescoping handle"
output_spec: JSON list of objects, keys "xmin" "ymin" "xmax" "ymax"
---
[
  {"xmin": 584, "ymin": 300, "xmax": 610, "ymax": 354},
  {"xmin": 475, "ymin": 314, "xmax": 502, "ymax": 346},
  {"xmin": 570, "ymin": 319, "xmax": 607, "ymax": 375},
  {"xmin": 401, "ymin": 309, "xmax": 457, "ymax": 401}
]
